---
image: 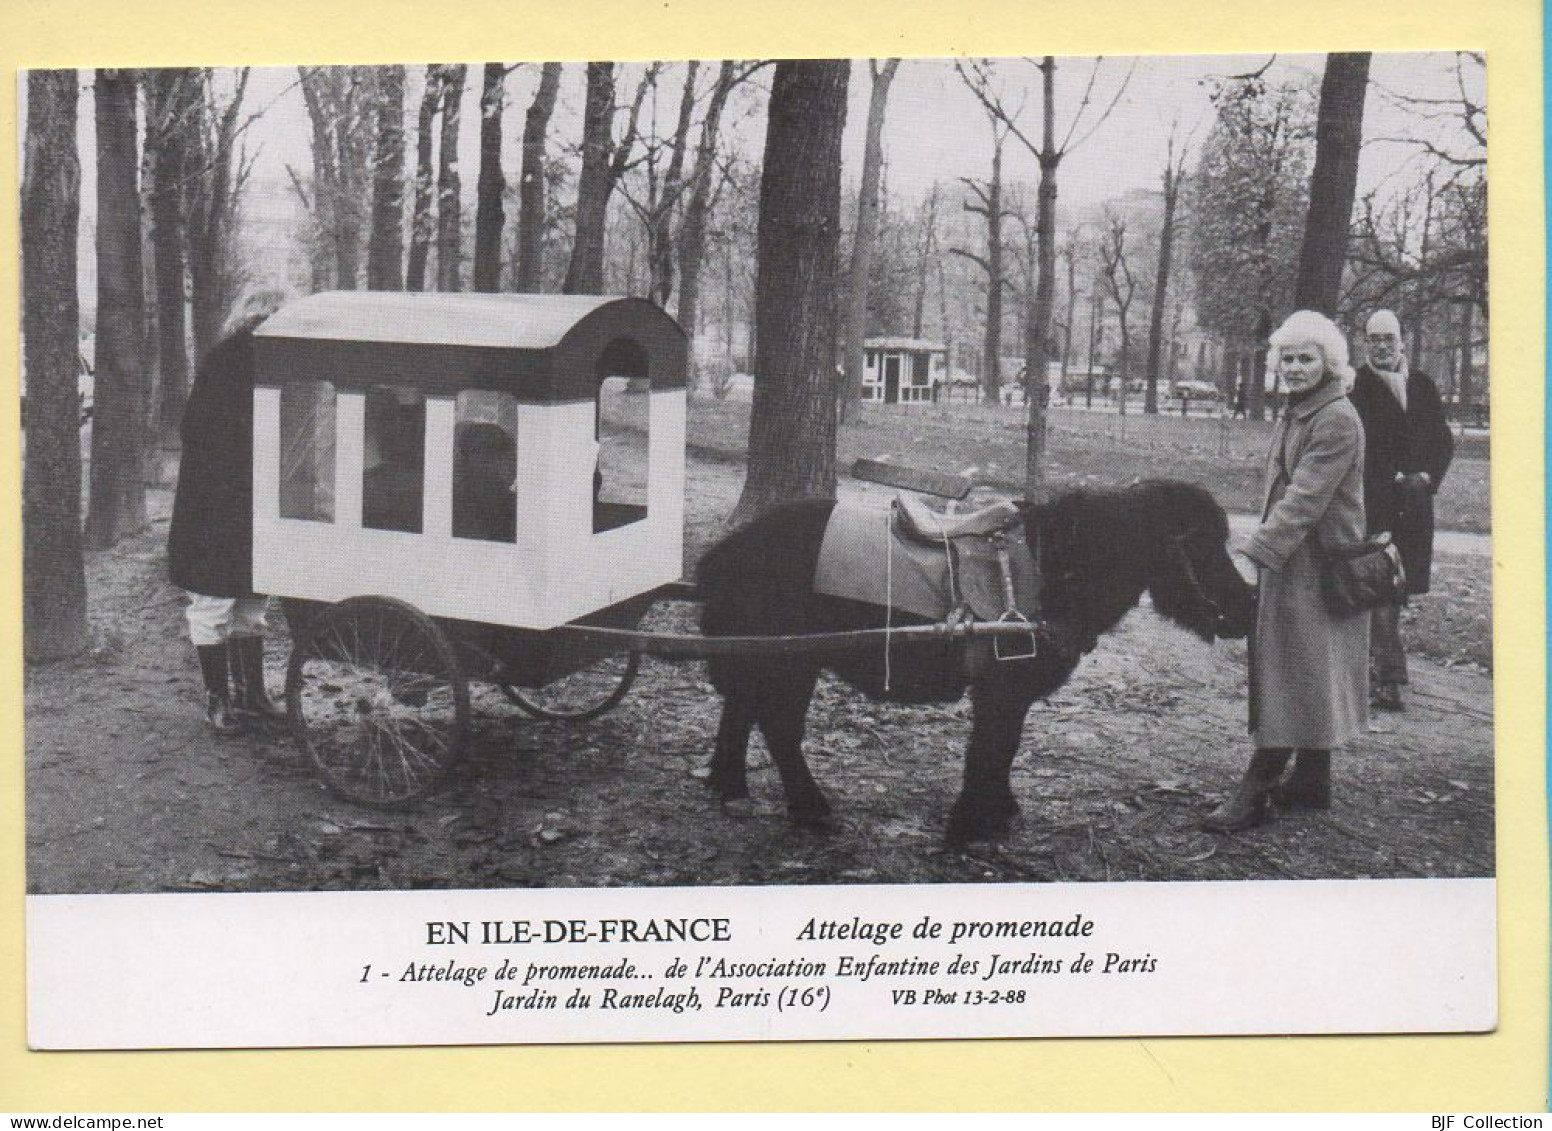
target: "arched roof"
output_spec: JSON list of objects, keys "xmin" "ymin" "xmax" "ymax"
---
[{"xmin": 254, "ymin": 291, "xmax": 687, "ymax": 402}]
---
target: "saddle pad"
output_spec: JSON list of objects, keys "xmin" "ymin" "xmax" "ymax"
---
[{"xmin": 813, "ymin": 503, "xmax": 1039, "ymax": 622}]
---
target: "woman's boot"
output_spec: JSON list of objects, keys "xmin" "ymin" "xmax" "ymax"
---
[
  {"xmin": 1202, "ymin": 749, "xmax": 1291, "ymax": 832},
  {"xmin": 197, "ymin": 644, "xmax": 243, "ymax": 736},
  {"xmin": 1273, "ymin": 749, "xmax": 1331, "ymax": 810},
  {"xmin": 229, "ymin": 636, "xmax": 286, "ymax": 721}
]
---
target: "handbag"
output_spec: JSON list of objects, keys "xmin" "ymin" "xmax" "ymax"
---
[{"xmin": 1317, "ymin": 531, "xmax": 1407, "ymax": 615}]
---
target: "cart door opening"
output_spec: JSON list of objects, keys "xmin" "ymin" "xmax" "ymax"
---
[
  {"xmin": 362, "ymin": 385, "xmax": 425, "ymax": 533},
  {"xmin": 594, "ymin": 337, "xmax": 650, "ymax": 534}
]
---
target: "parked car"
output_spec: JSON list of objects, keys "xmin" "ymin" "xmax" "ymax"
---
[{"xmin": 1171, "ymin": 379, "xmax": 1220, "ymax": 400}]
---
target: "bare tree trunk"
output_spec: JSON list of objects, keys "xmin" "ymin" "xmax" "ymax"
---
[
  {"xmin": 436, "ymin": 64, "xmax": 467, "ymax": 292},
  {"xmin": 841, "ymin": 59, "xmax": 900, "ymax": 421},
  {"xmin": 1058, "ymin": 241, "xmax": 1078, "ymax": 391},
  {"xmin": 1294, "ymin": 53, "xmax": 1371, "ymax": 313},
  {"xmin": 1023, "ymin": 61, "xmax": 1060, "ymax": 491},
  {"xmin": 1144, "ymin": 138, "xmax": 1185, "ymax": 415},
  {"xmin": 953, "ymin": 136, "xmax": 1008, "ymax": 401},
  {"xmin": 367, "ymin": 64, "xmax": 405, "ymax": 290},
  {"xmin": 23, "ymin": 69, "xmax": 88, "ymax": 661},
  {"xmin": 473, "ymin": 63, "xmax": 505, "ymax": 292},
  {"xmin": 676, "ymin": 62, "xmax": 742, "ymax": 370},
  {"xmin": 86, "ymin": 68, "xmax": 149, "ymax": 549},
  {"xmin": 1250, "ymin": 312, "xmax": 1271, "ymax": 419},
  {"xmin": 1086, "ymin": 286, "xmax": 1104, "ymax": 408},
  {"xmin": 649, "ymin": 60, "xmax": 699, "ymax": 308},
  {"xmin": 516, "ymin": 62, "xmax": 561, "ymax": 293},
  {"xmin": 147, "ymin": 68, "xmax": 193, "ymax": 447},
  {"xmin": 188, "ymin": 68, "xmax": 250, "ymax": 358},
  {"xmin": 565, "ymin": 63, "xmax": 617, "ymax": 294},
  {"xmin": 1457, "ymin": 296, "xmax": 1475, "ymax": 405},
  {"xmin": 406, "ymin": 65, "xmax": 441, "ymax": 292},
  {"xmin": 731, "ymin": 60, "xmax": 850, "ymax": 525},
  {"xmin": 912, "ymin": 183, "xmax": 939, "ymax": 338}
]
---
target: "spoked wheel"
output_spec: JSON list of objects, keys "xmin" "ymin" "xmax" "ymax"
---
[
  {"xmin": 286, "ymin": 596, "xmax": 470, "ymax": 807},
  {"xmin": 500, "ymin": 649, "xmax": 640, "ymax": 722}
]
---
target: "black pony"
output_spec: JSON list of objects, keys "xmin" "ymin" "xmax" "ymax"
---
[{"xmin": 696, "ymin": 479, "xmax": 1256, "ymax": 843}]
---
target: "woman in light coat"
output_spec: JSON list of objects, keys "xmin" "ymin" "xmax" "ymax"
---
[{"xmin": 1204, "ymin": 310, "xmax": 1369, "ymax": 831}]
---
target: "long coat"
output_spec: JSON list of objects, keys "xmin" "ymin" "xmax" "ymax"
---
[
  {"xmin": 167, "ymin": 328, "xmax": 258, "ymax": 598},
  {"xmin": 1348, "ymin": 363, "xmax": 1454, "ymax": 593},
  {"xmin": 1242, "ymin": 378, "xmax": 1369, "ymax": 749}
]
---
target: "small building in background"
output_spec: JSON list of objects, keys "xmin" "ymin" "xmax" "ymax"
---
[{"xmin": 862, "ymin": 337, "xmax": 947, "ymax": 404}]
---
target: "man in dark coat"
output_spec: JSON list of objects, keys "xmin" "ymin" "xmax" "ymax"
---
[
  {"xmin": 168, "ymin": 296, "xmax": 287, "ymax": 734},
  {"xmin": 1348, "ymin": 309, "xmax": 1455, "ymax": 711}
]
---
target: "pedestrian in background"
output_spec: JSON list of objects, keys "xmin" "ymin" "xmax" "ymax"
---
[{"xmin": 1348, "ymin": 309, "xmax": 1455, "ymax": 712}]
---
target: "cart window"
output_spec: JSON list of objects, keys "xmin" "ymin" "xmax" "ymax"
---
[
  {"xmin": 362, "ymin": 386, "xmax": 425, "ymax": 534},
  {"xmin": 452, "ymin": 391, "xmax": 517, "ymax": 543},
  {"xmin": 594, "ymin": 374, "xmax": 649, "ymax": 533},
  {"xmin": 279, "ymin": 381, "xmax": 336, "ymax": 522}
]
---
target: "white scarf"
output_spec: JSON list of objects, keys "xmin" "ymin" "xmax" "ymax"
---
[{"xmin": 1374, "ymin": 355, "xmax": 1408, "ymax": 411}]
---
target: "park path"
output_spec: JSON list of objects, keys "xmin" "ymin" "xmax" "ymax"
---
[{"xmin": 1227, "ymin": 511, "xmax": 1490, "ymax": 557}]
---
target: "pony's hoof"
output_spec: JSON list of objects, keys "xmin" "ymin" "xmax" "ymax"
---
[{"xmin": 945, "ymin": 798, "xmax": 1017, "ymax": 844}]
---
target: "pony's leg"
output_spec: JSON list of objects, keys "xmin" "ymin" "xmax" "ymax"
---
[
  {"xmin": 705, "ymin": 690, "xmax": 756, "ymax": 803},
  {"xmin": 753, "ymin": 665, "xmax": 831, "ymax": 825},
  {"xmin": 947, "ymin": 672, "xmax": 1039, "ymax": 843}
]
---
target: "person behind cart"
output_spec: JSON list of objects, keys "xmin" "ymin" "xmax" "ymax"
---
[
  {"xmin": 1348, "ymin": 309, "xmax": 1455, "ymax": 712},
  {"xmin": 167, "ymin": 290, "xmax": 289, "ymax": 735}
]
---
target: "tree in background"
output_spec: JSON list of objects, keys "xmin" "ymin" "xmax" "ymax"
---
[
  {"xmin": 294, "ymin": 66, "xmax": 376, "ymax": 291},
  {"xmin": 1097, "ymin": 211, "xmax": 1139, "ymax": 418},
  {"xmin": 951, "ymin": 68, "xmax": 1012, "ymax": 403},
  {"xmin": 144, "ymin": 68, "xmax": 197, "ymax": 447},
  {"xmin": 731, "ymin": 60, "xmax": 850, "ymax": 525},
  {"xmin": 1294, "ymin": 53, "xmax": 1371, "ymax": 315},
  {"xmin": 366, "ymin": 64, "xmax": 406, "ymax": 290},
  {"xmin": 187, "ymin": 68, "xmax": 254, "ymax": 358},
  {"xmin": 1142, "ymin": 125, "xmax": 1191, "ymax": 413},
  {"xmin": 959, "ymin": 57, "xmax": 1130, "ymax": 492},
  {"xmin": 1348, "ymin": 53, "xmax": 1485, "ymax": 401},
  {"xmin": 839, "ymin": 58, "xmax": 901, "ymax": 421},
  {"xmin": 406, "ymin": 65, "xmax": 443, "ymax": 291},
  {"xmin": 23, "ymin": 68, "xmax": 88, "ymax": 661},
  {"xmin": 435, "ymin": 64, "xmax": 468, "ymax": 292},
  {"xmin": 675, "ymin": 61, "xmax": 761, "ymax": 375},
  {"xmin": 86, "ymin": 68, "xmax": 150, "ymax": 549},
  {"xmin": 515, "ymin": 63, "xmax": 563, "ymax": 293},
  {"xmin": 564, "ymin": 63, "xmax": 651, "ymax": 294},
  {"xmin": 1190, "ymin": 72, "xmax": 1315, "ymax": 418},
  {"xmin": 473, "ymin": 63, "xmax": 508, "ymax": 293}
]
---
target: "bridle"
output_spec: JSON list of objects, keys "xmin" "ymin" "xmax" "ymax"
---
[{"xmin": 1165, "ymin": 527, "xmax": 1234, "ymax": 635}]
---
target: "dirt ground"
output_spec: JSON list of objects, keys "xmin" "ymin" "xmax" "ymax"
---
[{"xmin": 25, "ymin": 453, "xmax": 1495, "ymax": 895}]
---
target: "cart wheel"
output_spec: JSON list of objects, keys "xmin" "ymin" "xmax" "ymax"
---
[
  {"xmin": 500, "ymin": 650, "xmax": 640, "ymax": 722},
  {"xmin": 286, "ymin": 596, "xmax": 470, "ymax": 807}
]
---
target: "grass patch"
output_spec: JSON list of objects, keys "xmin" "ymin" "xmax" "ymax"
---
[{"xmin": 686, "ymin": 393, "xmax": 1491, "ymax": 533}]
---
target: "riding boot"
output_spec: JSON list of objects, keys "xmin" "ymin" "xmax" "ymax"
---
[
  {"xmin": 197, "ymin": 644, "xmax": 243, "ymax": 737},
  {"xmin": 229, "ymin": 636, "xmax": 285, "ymax": 720},
  {"xmin": 1272, "ymin": 749, "xmax": 1331, "ymax": 810},
  {"xmin": 1202, "ymin": 749, "xmax": 1291, "ymax": 833}
]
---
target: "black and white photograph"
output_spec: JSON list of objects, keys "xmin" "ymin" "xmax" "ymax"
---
[{"xmin": 20, "ymin": 51, "xmax": 1497, "ymax": 1048}]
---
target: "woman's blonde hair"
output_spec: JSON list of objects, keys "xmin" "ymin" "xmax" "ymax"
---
[{"xmin": 1266, "ymin": 309, "xmax": 1356, "ymax": 392}]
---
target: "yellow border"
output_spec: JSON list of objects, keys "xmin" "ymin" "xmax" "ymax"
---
[{"xmin": 1, "ymin": 0, "xmax": 1544, "ymax": 1112}]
